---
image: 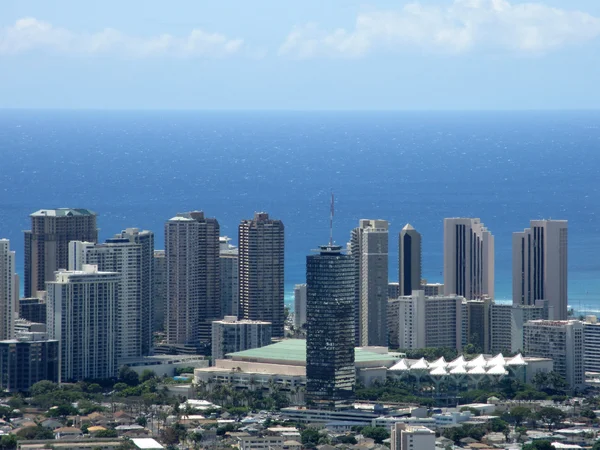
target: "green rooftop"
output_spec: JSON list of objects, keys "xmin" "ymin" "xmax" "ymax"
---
[
  {"xmin": 31, "ymin": 208, "xmax": 96, "ymax": 217},
  {"xmin": 227, "ymin": 339, "xmax": 396, "ymax": 365}
]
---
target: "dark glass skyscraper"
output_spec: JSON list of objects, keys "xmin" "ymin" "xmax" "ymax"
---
[
  {"xmin": 399, "ymin": 223, "xmax": 422, "ymax": 296},
  {"xmin": 306, "ymin": 244, "xmax": 355, "ymax": 406}
]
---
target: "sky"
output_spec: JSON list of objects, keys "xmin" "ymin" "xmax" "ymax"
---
[{"xmin": 1, "ymin": 0, "xmax": 600, "ymax": 110}]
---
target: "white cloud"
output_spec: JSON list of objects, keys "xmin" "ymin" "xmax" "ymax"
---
[
  {"xmin": 0, "ymin": 17, "xmax": 244, "ymax": 58},
  {"xmin": 279, "ymin": 0, "xmax": 600, "ymax": 58}
]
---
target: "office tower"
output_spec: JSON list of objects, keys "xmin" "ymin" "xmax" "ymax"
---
[
  {"xmin": 399, "ymin": 224, "xmax": 421, "ymax": 296},
  {"xmin": 165, "ymin": 211, "xmax": 220, "ymax": 352},
  {"xmin": 388, "ymin": 282, "xmax": 400, "ymax": 300},
  {"xmin": 110, "ymin": 228, "xmax": 154, "ymax": 356},
  {"xmin": 46, "ymin": 265, "xmax": 119, "ymax": 382},
  {"xmin": 306, "ymin": 244, "xmax": 355, "ymax": 405},
  {"xmin": 294, "ymin": 284, "xmax": 307, "ymax": 330},
  {"xmin": 489, "ymin": 303, "xmax": 513, "ymax": 354},
  {"xmin": 350, "ymin": 219, "xmax": 389, "ymax": 347},
  {"xmin": 583, "ymin": 316, "xmax": 600, "ymax": 373},
  {"xmin": 211, "ymin": 316, "xmax": 272, "ymax": 360},
  {"xmin": 390, "ymin": 424, "xmax": 435, "ymax": 450},
  {"xmin": 238, "ymin": 213, "xmax": 285, "ymax": 338},
  {"xmin": 18, "ymin": 297, "xmax": 47, "ymax": 325},
  {"xmin": 24, "ymin": 208, "xmax": 98, "ymax": 298},
  {"xmin": 153, "ymin": 250, "xmax": 166, "ymax": 332},
  {"xmin": 511, "ymin": 302, "xmax": 547, "ymax": 352},
  {"xmin": 524, "ymin": 320, "xmax": 584, "ymax": 388},
  {"xmin": 420, "ymin": 280, "xmax": 444, "ymax": 296},
  {"xmin": 0, "ymin": 239, "xmax": 17, "ymax": 340},
  {"xmin": 443, "ymin": 218, "xmax": 494, "ymax": 300},
  {"xmin": 220, "ymin": 237, "xmax": 239, "ymax": 317},
  {"xmin": 387, "ymin": 291, "xmax": 464, "ymax": 350},
  {"xmin": 0, "ymin": 336, "xmax": 59, "ymax": 392},
  {"xmin": 513, "ymin": 220, "xmax": 568, "ymax": 319},
  {"xmin": 465, "ymin": 298, "xmax": 492, "ymax": 353},
  {"xmin": 70, "ymin": 238, "xmax": 145, "ymax": 359}
]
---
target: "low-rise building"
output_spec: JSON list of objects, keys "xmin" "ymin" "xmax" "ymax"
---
[
  {"xmin": 211, "ymin": 316, "xmax": 272, "ymax": 360},
  {"xmin": 390, "ymin": 424, "xmax": 435, "ymax": 450},
  {"xmin": 119, "ymin": 354, "xmax": 208, "ymax": 377}
]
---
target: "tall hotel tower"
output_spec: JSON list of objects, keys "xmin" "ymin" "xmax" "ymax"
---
[
  {"xmin": 0, "ymin": 239, "xmax": 17, "ymax": 340},
  {"xmin": 443, "ymin": 218, "xmax": 494, "ymax": 300},
  {"xmin": 513, "ymin": 220, "xmax": 568, "ymax": 320},
  {"xmin": 399, "ymin": 224, "xmax": 422, "ymax": 296},
  {"xmin": 165, "ymin": 212, "xmax": 220, "ymax": 353},
  {"xmin": 350, "ymin": 220, "xmax": 389, "ymax": 346},
  {"xmin": 24, "ymin": 209, "xmax": 98, "ymax": 297},
  {"xmin": 306, "ymin": 244, "xmax": 355, "ymax": 405},
  {"xmin": 238, "ymin": 213, "xmax": 285, "ymax": 338}
]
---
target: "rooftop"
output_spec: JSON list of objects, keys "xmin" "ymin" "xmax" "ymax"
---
[
  {"xmin": 31, "ymin": 208, "xmax": 96, "ymax": 217},
  {"xmin": 227, "ymin": 339, "xmax": 396, "ymax": 364}
]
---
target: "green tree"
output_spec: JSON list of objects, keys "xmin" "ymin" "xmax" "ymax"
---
[
  {"xmin": 119, "ymin": 366, "xmax": 140, "ymax": 386},
  {"xmin": 523, "ymin": 441, "xmax": 554, "ymax": 450},
  {"xmin": 301, "ymin": 428, "xmax": 321, "ymax": 449},
  {"xmin": 581, "ymin": 408, "xmax": 597, "ymax": 420},
  {"xmin": 136, "ymin": 416, "xmax": 148, "ymax": 427},
  {"xmin": 30, "ymin": 380, "xmax": 59, "ymax": 396},
  {"xmin": 507, "ymin": 406, "xmax": 532, "ymax": 426},
  {"xmin": 536, "ymin": 406, "xmax": 566, "ymax": 430},
  {"xmin": 592, "ymin": 441, "xmax": 600, "ymax": 450},
  {"xmin": 360, "ymin": 426, "xmax": 390, "ymax": 444},
  {"xmin": 140, "ymin": 370, "xmax": 156, "ymax": 383},
  {"xmin": 46, "ymin": 404, "xmax": 79, "ymax": 417},
  {"xmin": 0, "ymin": 435, "xmax": 17, "ymax": 450},
  {"xmin": 95, "ymin": 429, "xmax": 118, "ymax": 438},
  {"xmin": 16, "ymin": 426, "xmax": 55, "ymax": 440},
  {"xmin": 336, "ymin": 435, "xmax": 357, "ymax": 445}
]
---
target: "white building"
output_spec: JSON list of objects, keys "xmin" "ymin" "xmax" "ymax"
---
[
  {"xmin": 350, "ymin": 219, "xmax": 389, "ymax": 346},
  {"xmin": 390, "ymin": 424, "xmax": 435, "ymax": 450},
  {"xmin": 420, "ymin": 281, "xmax": 444, "ymax": 297},
  {"xmin": 443, "ymin": 218, "xmax": 494, "ymax": 300},
  {"xmin": 583, "ymin": 316, "xmax": 600, "ymax": 373},
  {"xmin": 293, "ymin": 284, "xmax": 307, "ymax": 329},
  {"xmin": 513, "ymin": 220, "xmax": 568, "ymax": 320},
  {"xmin": 0, "ymin": 239, "xmax": 17, "ymax": 340},
  {"xmin": 524, "ymin": 320, "xmax": 584, "ymax": 388},
  {"xmin": 388, "ymin": 291, "xmax": 464, "ymax": 350},
  {"xmin": 220, "ymin": 237, "xmax": 239, "ymax": 317},
  {"xmin": 211, "ymin": 316, "xmax": 272, "ymax": 360},
  {"xmin": 490, "ymin": 303, "xmax": 512, "ymax": 354},
  {"xmin": 46, "ymin": 265, "xmax": 119, "ymax": 381}
]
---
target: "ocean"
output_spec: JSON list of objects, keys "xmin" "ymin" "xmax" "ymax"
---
[{"xmin": 0, "ymin": 110, "xmax": 599, "ymax": 312}]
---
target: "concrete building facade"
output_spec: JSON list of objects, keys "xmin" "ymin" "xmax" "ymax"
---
[
  {"xmin": 238, "ymin": 213, "xmax": 284, "ymax": 338},
  {"xmin": 390, "ymin": 424, "xmax": 435, "ymax": 450},
  {"xmin": 0, "ymin": 239, "xmax": 17, "ymax": 340},
  {"xmin": 513, "ymin": 220, "xmax": 568, "ymax": 319},
  {"xmin": 443, "ymin": 218, "xmax": 494, "ymax": 300},
  {"xmin": 18, "ymin": 297, "xmax": 46, "ymax": 325},
  {"xmin": 0, "ymin": 336, "xmax": 59, "ymax": 392},
  {"xmin": 219, "ymin": 237, "xmax": 239, "ymax": 317},
  {"xmin": 153, "ymin": 250, "xmax": 166, "ymax": 332},
  {"xmin": 351, "ymin": 219, "xmax": 389, "ymax": 347},
  {"xmin": 46, "ymin": 265, "xmax": 119, "ymax": 381},
  {"xmin": 211, "ymin": 316, "xmax": 272, "ymax": 360},
  {"xmin": 399, "ymin": 224, "xmax": 421, "ymax": 297},
  {"xmin": 293, "ymin": 284, "xmax": 307, "ymax": 330},
  {"xmin": 583, "ymin": 316, "xmax": 600, "ymax": 373},
  {"xmin": 24, "ymin": 208, "xmax": 98, "ymax": 298}
]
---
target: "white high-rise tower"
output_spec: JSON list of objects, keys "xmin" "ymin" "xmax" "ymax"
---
[{"xmin": 0, "ymin": 239, "xmax": 17, "ymax": 340}]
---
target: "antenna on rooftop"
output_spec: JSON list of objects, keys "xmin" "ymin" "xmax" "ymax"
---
[{"xmin": 329, "ymin": 192, "xmax": 335, "ymax": 246}]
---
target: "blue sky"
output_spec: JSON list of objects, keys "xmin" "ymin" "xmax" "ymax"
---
[{"xmin": 1, "ymin": 0, "xmax": 600, "ymax": 109}]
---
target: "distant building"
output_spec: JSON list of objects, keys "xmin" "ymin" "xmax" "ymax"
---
[
  {"xmin": 153, "ymin": 250, "xmax": 166, "ymax": 332},
  {"xmin": 443, "ymin": 218, "xmax": 494, "ymax": 300},
  {"xmin": 524, "ymin": 320, "xmax": 584, "ymax": 388},
  {"xmin": 18, "ymin": 296, "xmax": 46, "ymax": 325},
  {"xmin": 464, "ymin": 298, "xmax": 492, "ymax": 353},
  {"xmin": 489, "ymin": 303, "xmax": 512, "ymax": 354},
  {"xmin": 165, "ymin": 211, "xmax": 220, "ymax": 353},
  {"xmin": 350, "ymin": 219, "xmax": 389, "ymax": 346},
  {"xmin": 14, "ymin": 318, "xmax": 46, "ymax": 340},
  {"xmin": 0, "ymin": 239, "xmax": 17, "ymax": 340},
  {"xmin": 293, "ymin": 284, "xmax": 307, "ymax": 330},
  {"xmin": 513, "ymin": 220, "xmax": 568, "ymax": 319},
  {"xmin": 388, "ymin": 291, "xmax": 464, "ymax": 350},
  {"xmin": 399, "ymin": 224, "xmax": 422, "ymax": 296},
  {"xmin": 511, "ymin": 302, "xmax": 547, "ymax": 352},
  {"xmin": 388, "ymin": 282, "xmax": 400, "ymax": 300},
  {"xmin": 239, "ymin": 213, "xmax": 285, "ymax": 338},
  {"xmin": 306, "ymin": 244, "xmax": 355, "ymax": 405},
  {"xmin": 24, "ymin": 208, "xmax": 98, "ymax": 298},
  {"xmin": 390, "ymin": 424, "xmax": 435, "ymax": 450},
  {"xmin": 583, "ymin": 316, "xmax": 600, "ymax": 373},
  {"xmin": 219, "ymin": 237, "xmax": 239, "ymax": 317},
  {"xmin": 211, "ymin": 316, "xmax": 271, "ymax": 360},
  {"xmin": 46, "ymin": 265, "xmax": 119, "ymax": 382},
  {"xmin": 0, "ymin": 336, "xmax": 58, "ymax": 392},
  {"xmin": 420, "ymin": 281, "xmax": 444, "ymax": 297}
]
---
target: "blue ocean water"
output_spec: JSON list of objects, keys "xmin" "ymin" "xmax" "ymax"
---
[{"xmin": 0, "ymin": 110, "xmax": 599, "ymax": 311}]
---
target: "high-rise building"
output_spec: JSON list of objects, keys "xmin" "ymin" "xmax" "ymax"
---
[
  {"xmin": 390, "ymin": 424, "xmax": 435, "ymax": 450},
  {"xmin": 387, "ymin": 291, "xmax": 464, "ymax": 350},
  {"xmin": 220, "ymin": 237, "xmax": 239, "ymax": 317},
  {"xmin": 524, "ymin": 320, "xmax": 584, "ymax": 388},
  {"xmin": 420, "ymin": 281, "xmax": 444, "ymax": 296},
  {"xmin": 153, "ymin": 250, "xmax": 166, "ymax": 332},
  {"xmin": 399, "ymin": 224, "xmax": 421, "ymax": 296},
  {"xmin": 24, "ymin": 208, "xmax": 98, "ymax": 298},
  {"xmin": 583, "ymin": 316, "xmax": 600, "ymax": 373},
  {"xmin": 165, "ymin": 211, "xmax": 220, "ymax": 352},
  {"xmin": 350, "ymin": 219, "xmax": 389, "ymax": 347},
  {"xmin": 18, "ymin": 297, "xmax": 47, "ymax": 325},
  {"xmin": 110, "ymin": 228, "xmax": 154, "ymax": 356},
  {"xmin": 0, "ymin": 336, "xmax": 59, "ymax": 392},
  {"xmin": 211, "ymin": 316, "xmax": 272, "ymax": 360},
  {"xmin": 513, "ymin": 220, "xmax": 568, "ymax": 320},
  {"xmin": 294, "ymin": 284, "xmax": 307, "ymax": 330},
  {"xmin": 465, "ymin": 298, "xmax": 492, "ymax": 353},
  {"xmin": 388, "ymin": 282, "xmax": 400, "ymax": 300},
  {"xmin": 238, "ymin": 213, "xmax": 285, "ymax": 338},
  {"xmin": 443, "ymin": 218, "xmax": 494, "ymax": 300},
  {"xmin": 489, "ymin": 303, "xmax": 513, "ymax": 354},
  {"xmin": 69, "ymin": 237, "xmax": 147, "ymax": 359},
  {"xmin": 306, "ymin": 244, "xmax": 355, "ymax": 405},
  {"xmin": 46, "ymin": 265, "xmax": 119, "ymax": 382},
  {"xmin": 511, "ymin": 302, "xmax": 547, "ymax": 352},
  {"xmin": 0, "ymin": 239, "xmax": 17, "ymax": 340}
]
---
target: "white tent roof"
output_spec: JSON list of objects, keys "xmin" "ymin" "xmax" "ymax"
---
[
  {"xmin": 507, "ymin": 353, "xmax": 527, "ymax": 366},
  {"xmin": 486, "ymin": 353, "xmax": 506, "ymax": 368},
  {"xmin": 390, "ymin": 359, "xmax": 410, "ymax": 371},
  {"xmin": 450, "ymin": 365, "xmax": 467, "ymax": 375},
  {"xmin": 429, "ymin": 357, "xmax": 448, "ymax": 369},
  {"xmin": 487, "ymin": 365, "xmax": 509, "ymax": 375},
  {"xmin": 430, "ymin": 366, "xmax": 448, "ymax": 376},
  {"xmin": 468, "ymin": 365, "xmax": 487, "ymax": 375},
  {"xmin": 448, "ymin": 355, "xmax": 466, "ymax": 367},
  {"xmin": 466, "ymin": 354, "xmax": 487, "ymax": 369},
  {"xmin": 410, "ymin": 358, "xmax": 429, "ymax": 370}
]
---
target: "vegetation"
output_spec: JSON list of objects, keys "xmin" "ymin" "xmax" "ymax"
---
[
  {"xmin": 522, "ymin": 441, "xmax": 554, "ymax": 450},
  {"xmin": 359, "ymin": 426, "xmax": 390, "ymax": 444}
]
